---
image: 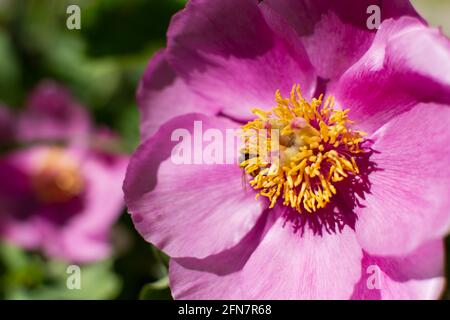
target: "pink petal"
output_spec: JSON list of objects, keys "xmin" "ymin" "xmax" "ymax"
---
[
  {"xmin": 123, "ymin": 113, "xmax": 265, "ymax": 259},
  {"xmin": 17, "ymin": 81, "xmax": 91, "ymax": 143},
  {"xmin": 166, "ymin": 0, "xmax": 316, "ymax": 121},
  {"xmin": 240, "ymin": 215, "xmax": 363, "ymax": 299},
  {"xmin": 0, "ymin": 147, "xmax": 47, "ymax": 248},
  {"xmin": 334, "ymin": 17, "xmax": 450, "ymax": 134},
  {"xmin": 355, "ymin": 103, "xmax": 450, "ymax": 256},
  {"xmin": 137, "ymin": 49, "xmax": 218, "ymax": 140},
  {"xmin": 0, "ymin": 219, "xmax": 43, "ymax": 249},
  {"xmin": 169, "ymin": 211, "xmax": 273, "ymax": 299},
  {"xmin": 351, "ymin": 240, "xmax": 445, "ymax": 300},
  {"xmin": 263, "ymin": 0, "xmax": 419, "ymax": 80}
]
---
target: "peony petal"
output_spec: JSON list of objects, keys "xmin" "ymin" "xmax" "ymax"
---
[
  {"xmin": 17, "ymin": 81, "xmax": 91, "ymax": 143},
  {"xmin": 262, "ymin": 0, "xmax": 420, "ymax": 80},
  {"xmin": 123, "ymin": 113, "xmax": 265, "ymax": 259},
  {"xmin": 137, "ymin": 49, "xmax": 218, "ymax": 140},
  {"xmin": 240, "ymin": 214, "xmax": 363, "ymax": 299},
  {"xmin": 334, "ymin": 17, "xmax": 450, "ymax": 134},
  {"xmin": 0, "ymin": 148, "xmax": 46, "ymax": 248},
  {"xmin": 166, "ymin": 0, "xmax": 316, "ymax": 121},
  {"xmin": 355, "ymin": 103, "xmax": 450, "ymax": 256},
  {"xmin": 169, "ymin": 211, "xmax": 274, "ymax": 299},
  {"xmin": 351, "ymin": 239, "xmax": 445, "ymax": 300}
]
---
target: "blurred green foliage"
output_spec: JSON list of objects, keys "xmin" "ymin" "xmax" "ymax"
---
[{"xmin": 0, "ymin": 242, "xmax": 120, "ymax": 299}]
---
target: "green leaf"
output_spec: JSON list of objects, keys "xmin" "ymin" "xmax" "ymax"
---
[
  {"xmin": 0, "ymin": 31, "xmax": 21, "ymax": 106},
  {"xmin": 117, "ymin": 105, "xmax": 140, "ymax": 153},
  {"xmin": 0, "ymin": 242, "xmax": 29, "ymax": 270},
  {"xmin": 139, "ymin": 276, "xmax": 172, "ymax": 300}
]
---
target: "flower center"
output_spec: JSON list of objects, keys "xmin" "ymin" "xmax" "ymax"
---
[
  {"xmin": 239, "ymin": 85, "xmax": 366, "ymax": 213},
  {"xmin": 31, "ymin": 148, "xmax": 84, "ymax": 204}
]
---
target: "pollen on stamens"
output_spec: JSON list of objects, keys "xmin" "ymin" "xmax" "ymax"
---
[{"xmin": 239, "ymin": 84, "xmax": 366, "ymax": 214}]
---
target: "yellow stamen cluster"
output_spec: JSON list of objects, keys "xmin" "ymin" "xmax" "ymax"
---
[
  {"xmin": 31, "ymin": 148, "xmax": 84, "ymax": 203},
  {"xmin": 239, "ymin": 85, "xmax": 366, "ymax": 213}
]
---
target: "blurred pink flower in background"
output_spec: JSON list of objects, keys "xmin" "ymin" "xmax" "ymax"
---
[{"xmin": 0, "ymin": 81, "xmax": 128, "ymax": 263}]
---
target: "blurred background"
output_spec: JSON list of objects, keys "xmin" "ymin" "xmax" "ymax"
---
[{"xmin": 0, "ymin": 0, "xmax": 448, "ymax": 300}]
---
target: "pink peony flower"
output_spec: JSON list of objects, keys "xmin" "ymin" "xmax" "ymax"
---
[
  {"xmin": 124, "ymin": 0, "xmax": 450, "ymax": 299},
  {"xmin": 0, "ymin": 82, "xmax": 128, "ymax": 263}
]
